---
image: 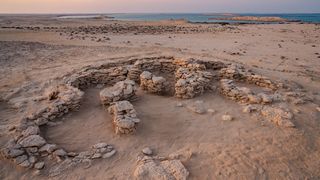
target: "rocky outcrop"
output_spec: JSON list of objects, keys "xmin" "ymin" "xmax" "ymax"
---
[
  {"xmin": 100, "ymin": 79, "xmax": 137, "ymax": 106},
  {"xmin": 133, "ymin": 156, "xmax": 189, "ymax": 180},
  {"xmin": 140, "ymin": 71, "xmax": 168, "ymax": 94},
  {"xmin": 108, "ymin": 101, "xmax": 140, "ymax": 134}
]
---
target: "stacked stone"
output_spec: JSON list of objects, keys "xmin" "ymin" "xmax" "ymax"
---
[
  {"xmin": 0, "ymin": 84, "xmax": 86, "ymax": 169},
  {"xmin": 127, "ymin": 65, "xmax": 142, "ymax": 82},
  {"xmin": 220, "ymin": 64, "xmax": 278, "ymax": 90},
  {"xmin": 246, "ymin": 74, "xmax": 278, "ymax": 90},
  {"xmin": 108, "ymin": 101, "xmax": 140, "ymax": 134},
  {"xmin": 133, "ymin": 59, "xmax": 176, "ymax": 74},
  {"xmin": 66, "ymin": 66, "xmax": 128, "ymax": 89},
  {"xmin": 220, "ymin": 79, "xmax": 273, "ymax": 104},
  {"xmin": 140, "ymin": 71, "xmax": 167, "ymax": 94},
  {"xmin": 100, "ymin": 79, "xmax": 137, "ymax": 106},
  {"xmin": 28, "ymin": 84, "xmax": 84, "ymax": 126},
  {"xmin": 174, "ymin": 65, "xmax": 213, "ymax": 99}
]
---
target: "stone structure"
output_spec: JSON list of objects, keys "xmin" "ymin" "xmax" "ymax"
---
[
  {"xmin": 220, "ymin": 64, "xmax": 278, "ymax": 90},
  {"xmin": 140, "ymin": 71, "xmax": 167, "ymax": 94},
  {"xmin": 175, "ymin": 64, "xmax": 213, "ymax": 99},
  {"xmin": 108, "ymin": 101, "xmax": 140, "ymax": 134},
  {"xmin": 1, "ymin": 55, "xmax": 299, "ymax": 175},
  {"xmin": 100, "ymin": 79, "xmax": 137, "ymax": 106},
  {"xmin": 220, "ymin": 79, "xmax": 273, "ymax": 104}
]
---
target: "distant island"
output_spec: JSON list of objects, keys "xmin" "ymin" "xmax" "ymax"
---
[{"xmin": 209, "ymin": 16, "xmax": 289, "ymax": 22}]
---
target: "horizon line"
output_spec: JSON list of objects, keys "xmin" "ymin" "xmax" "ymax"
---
[{"xmin": 1, "ymin": 12, "xmax": 320, "ymax": 15}]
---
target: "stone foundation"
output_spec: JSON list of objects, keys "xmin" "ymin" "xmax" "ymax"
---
[
  {"xmin": 1, "ymin": 56, "xmax": 299, "ymax": 174},
  {"xmin": 140, "ymin": 71, "xmax": 167, "ymax": 94},
  {"xmin": 108, "ymin": 101, "xmax": 140, "ymax": 134},
  {"xmin": 100, "ymin": 79, "xmax": 137, "ymax": 106},
  {"xmin": 175, "ymin": 65, "xmax": 213, "ymax": 99}
]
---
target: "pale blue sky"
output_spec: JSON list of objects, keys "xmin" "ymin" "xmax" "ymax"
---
[{"xmin": 1, "ymin": 0, "xmax": 320, "ymax": 13}]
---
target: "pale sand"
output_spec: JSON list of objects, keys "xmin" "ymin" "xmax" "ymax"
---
[{"xmin": 0, "ymin": 15, "xmax": 320, "ymax": 179}]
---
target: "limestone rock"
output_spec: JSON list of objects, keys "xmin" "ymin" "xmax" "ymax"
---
[
  {"xmin": 186, "ymin": 100, "xmax": 206, "ymax": 114},
  {"xmin": 39, "ymin": 144, "xmax": 58, "ymax": 153},
  {"xmin": 34, "ymin": 161, "xmax": 45, "ymax": 170},
  {"xmin": 222, "ymin": 114, "xmax": 233, "ymax": 121},
  {"xmin": 18, "ymin": 135, "xmax": 46, "ymax": 148},
  {"xmin": 21, "ymin": 126, "xmax": 40, "ymax": 137},
  {"xmin": 142, "ymin": 147, "xmax": 153, "ymax": 156},
  {"xmin": 102, "ymin": 149, "xmax": 116, "ymax": 159}
]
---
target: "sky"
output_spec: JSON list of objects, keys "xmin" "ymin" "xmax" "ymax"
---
[{"xmin": 1, "ymin": 0, "xmax": 320, "ymax": 14}]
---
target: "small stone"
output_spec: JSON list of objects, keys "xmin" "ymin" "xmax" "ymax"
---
[
  {"xmin": 142, "ymin": 147, "xmax": 153, "ymax": 155},
  {"xmin": 91, "ymin": 153, "xmax": 102, "ymax": 159},
  {"xmin": 53, "ymin": 149, "xmax": 67, "ymax": 157},
  {"xmin": 316, "ymin": 107, "xmax": 320, "ymax": 112},
  {"xmin": 15, "ymin": 155, "xmax": 28, "ymax": 164},
  {"xmin": 187, "ymin": 100, "xmax": 206, "ymax": 114},
  {"xmin": 102, "ymin": 149, "xmax": 116, "ymax": 159},
  {"xmin": 222, "ymin": 114, "xmax": 233, "ymax": 121},
  {"xmin": 19, "ymin": 160, "xmax": 31, "ymax": 168},
  {"xmin": 93, "ymin": 143, "xmax": 108, "ymax": 149},
  {"xmin": 21, "ymin": 126, "xmax": 40, "ymax": 137},
  {"xmin": 39, "ymin": 144, "xmax": 58, "ymax": 153},
  {"xmin": 176, "ymin": 103, "xmax": 184, "ymax": 107},
  {"xmin": 29, "ymin": 156, "xmax": 37, "ymax": 164},
  {"xmin": 7, "ymin": 149, "xmax": 24, "ymax": 158},
  {"xmin": 67, "ymin": 152, "xmax": 78, "ymax": 157},
  {"xmin": 243, "ymin": 105, "xmax": 257, "ymax": 113},
  {"xmin": 207, "ymin": 109, "xmax": 216, "ymax": 114},
  {"xmin": 34, "ymin": 162, "xmax": 45, "ymax": 170}
]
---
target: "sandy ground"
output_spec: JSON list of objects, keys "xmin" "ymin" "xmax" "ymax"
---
[{"xmin": 0, "ymin": 15, "xmax": 320, "ymax": 179}]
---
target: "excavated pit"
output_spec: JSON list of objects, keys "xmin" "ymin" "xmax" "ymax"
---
[{"xmin": 1, "ymin": 56, "xmax": 305, "ymax": 178}]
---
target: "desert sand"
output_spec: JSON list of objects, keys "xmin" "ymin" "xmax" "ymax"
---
[{"xmin": 0, "ymin": 15, "xmax": 320, "ymax": 179}]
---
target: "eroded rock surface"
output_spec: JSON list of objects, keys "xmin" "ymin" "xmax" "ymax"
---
[
  {"xmin": 261, "ymin": 106, "xmax": 295, "ymax": 128},
  {"xmin": 133, "ymin": 156, "xmax": 189, "ymax": 180}
]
